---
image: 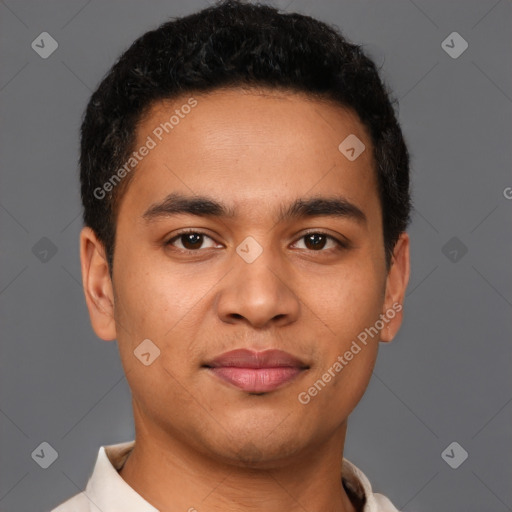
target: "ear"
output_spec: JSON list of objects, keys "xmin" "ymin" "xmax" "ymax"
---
[
  {"xmin": 380, "ymin": 232, "xmax": 410, "ymax": 343},
  {"xmin": 80, "ymin": 227, "xmax": 117, "ymax": 341}
]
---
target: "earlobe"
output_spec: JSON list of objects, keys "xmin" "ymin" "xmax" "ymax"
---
[
  {"xmin": 80, "ymin": 227, "xmax": 117, "ymax": 341},
  {"xmin": 380, "ymin": 232, "xmax": 410, "ymax": 343}
]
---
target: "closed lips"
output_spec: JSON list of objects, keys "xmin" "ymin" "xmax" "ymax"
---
[
  {"xmin": 204, "ymin": 348, "xmax": 309, "ymax": 369},
  {"xmin": 204, "ymin": 349, "xmax": 309, "ymax": 393}
]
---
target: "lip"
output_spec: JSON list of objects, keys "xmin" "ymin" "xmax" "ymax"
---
[{"xmin": 204, "ymin": 349, "xmax": 309, "ymax": 393}]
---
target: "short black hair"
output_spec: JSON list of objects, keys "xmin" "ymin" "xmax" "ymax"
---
[{"xmin": 80, "ymin": 0, "xmax": 411, "ymax": 272}]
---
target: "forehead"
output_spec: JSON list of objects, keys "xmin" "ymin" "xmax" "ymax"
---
[
  {"xmin": 120, "ymin": 87, "xmax": 378, "ymax": 222},
  {"xmin": 139, "ymin": 87, "xmax": 372, "ymax": 156}
]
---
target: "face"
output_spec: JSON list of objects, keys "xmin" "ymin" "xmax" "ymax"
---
[{"xmin": 81, "ymin": 88, "xmax": 409, "ymax": 467}]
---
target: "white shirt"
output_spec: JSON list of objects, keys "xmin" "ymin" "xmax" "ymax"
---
[{"xmin": 51, "ymin": 441, "xmax": 400, "ymax": 512}]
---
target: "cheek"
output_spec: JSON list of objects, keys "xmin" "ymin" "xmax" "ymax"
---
[
  {"xmin": 114, "ymin": 249, "xmax": 209, "ymax": 335},
  {"xmin": 112, "ymin": 251, "xmax": 215, "ymax": 386},
  {"xmin": 306, "ymin": 260, "xmax": 385, "ymax": 340},
  {"xmin": 295, "ymin": 260, "xmax": 383, "ymax": 404},
  {"xmin": 294, "ymin": 339, "xmax": 377, "ymax": 441},
  {"xmin": 316, "ymin": 347, "xmax": 377, "ymax": 417},
  {"xmin": 112, "ymin": 262, "xmax": 202, "ymax": 415}
]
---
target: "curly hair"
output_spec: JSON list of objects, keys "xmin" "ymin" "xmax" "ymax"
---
[{"xmin": 80, "ymin": 0, "xmax": 411, "ymax": 271}]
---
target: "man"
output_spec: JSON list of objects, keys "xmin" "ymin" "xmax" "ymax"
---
[{"xmin": 53, "ymin": 1, "xmax": 410, "ymax": 510}]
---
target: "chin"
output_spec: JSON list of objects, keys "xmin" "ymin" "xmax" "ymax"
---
[{"xmin": 204, "ymin": 426, "xmax": 307, "ymax": 469}]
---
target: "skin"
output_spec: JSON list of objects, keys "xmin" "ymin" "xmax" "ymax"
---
[{"xmin": 80, "ymin": 87, "xmax": 410, "ymax": 512}]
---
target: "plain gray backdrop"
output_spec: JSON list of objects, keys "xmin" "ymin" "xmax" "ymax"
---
[{"xmin": 1, "ymin": 0, "xmax": 511, "ymax": 511}]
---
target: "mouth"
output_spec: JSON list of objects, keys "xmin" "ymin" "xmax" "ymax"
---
[{"xmin": 203, "ymin": 348, "xmax": 309, "ymax": 394}]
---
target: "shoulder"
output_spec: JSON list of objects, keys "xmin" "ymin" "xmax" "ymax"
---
[
  {"xmin": 342, "ymin": 458, "xmax": 401, "ymax": 512},
  {"xmin": 50, "ymin": 441, "xmax": 136, "ymax": 512},
  {"xmin": 373, "ymin": 492, "xmax": 401, "ymax": 512}
]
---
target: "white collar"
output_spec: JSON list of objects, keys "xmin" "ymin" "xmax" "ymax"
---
[{"xmin": 53, "ymin": 440, "xmax": 399, "ymax": 512}]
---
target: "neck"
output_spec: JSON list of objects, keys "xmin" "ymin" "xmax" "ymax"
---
[{"xmin": 119, "ymin": 406, "xmax": 357, "ymax": 512}]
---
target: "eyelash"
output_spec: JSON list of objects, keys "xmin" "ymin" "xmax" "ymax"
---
[{"xmin": 165, "ymin": 229, "xmax": 349, "ymax": 253}]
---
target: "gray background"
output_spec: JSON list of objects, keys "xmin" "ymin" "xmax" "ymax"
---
[{"xmin": 1, "ymin": 0, "xmax": 511, "ymax": 510}]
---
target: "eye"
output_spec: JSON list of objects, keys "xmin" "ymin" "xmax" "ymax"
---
[
  {"xmin": 164, "ymin": 230, "xmax": 348, "ymax": 253},
  {"xmin": 292, "ymin": 232, "xmax": 347, "ymax": 251},
  {"xmin": 165, "ymin": 230, "xmax": 220, "ymax": 251}
]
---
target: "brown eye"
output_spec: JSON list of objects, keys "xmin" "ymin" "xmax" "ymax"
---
[
  {"xmin": 304, "ymin": 233, "xmax": 328, "ymax": 250},
  {"xmin": 294, "ymin": 232, "xmax": 343, "ymax": 252},
  {"xmin": 166, "ymin": 231, "xmax": 218, "ymax": 251},
  {"xmin": 180, "ymin": 233, "xmax": 204, "ymax": 250}
]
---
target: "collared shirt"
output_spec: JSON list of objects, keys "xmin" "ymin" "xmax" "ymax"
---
[{"xmin": 51, "ymin": 441, "xmax": 400, "ymax": 512}]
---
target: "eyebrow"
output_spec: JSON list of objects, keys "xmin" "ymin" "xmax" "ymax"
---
[{"xmin": 142, "ymin": 192, "xmax": 367, "ymax": 225}]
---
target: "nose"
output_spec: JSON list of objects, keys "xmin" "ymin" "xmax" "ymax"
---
[{"xmin": 214, "ymin": 243, "xmax": 301, "ymax": 329}]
